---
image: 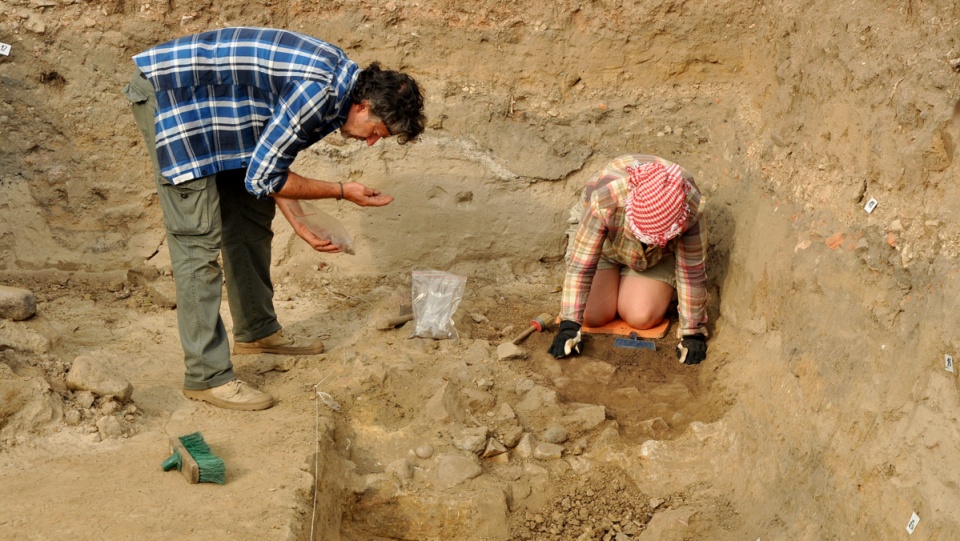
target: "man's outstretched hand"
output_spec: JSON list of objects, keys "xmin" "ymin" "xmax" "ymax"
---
[
  {"xmin": 343, "ymin": 182, "xmax": 393, "ymax": 207},
  {"xmin": 274, "ymin": 172, "xmax": 393, "ymax": 207},
  {"xmin": 293, "ymin": 223, "xmax": 343, "ymax": 253}
]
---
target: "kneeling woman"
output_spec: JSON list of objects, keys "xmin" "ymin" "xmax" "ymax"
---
[{"xmin": 549, "ymin": 154, "xmax": 709, "ymax": 365}]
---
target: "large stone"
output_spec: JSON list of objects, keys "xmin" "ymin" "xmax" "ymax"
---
[
  {"xmin": 460, "ymin": 387, "xmax": 496, "ymax": 411},
  {"xmin": 639, "ymin": 440, "xmax": 665, "ymax": 459},
  {"xmin": 636, "ymin": 507, "xmax": 697, "ymax": 541},
  {"xmin": 145, "ymin": 280, "xmax": 177, "ymax": 309},
  {"xmin": 533, "ymin": 442, "xmax": 564, "ymax": 460},
  {"xmin": 0, "ymin": 374, "xmax": 64, "ymax": 439},
  {"xmin": 638, "ymin": 417, "xmax": 670, "ymax": 436},
  {"xmin": 0, "ymin": 320, "xmax": 53, "ymax": 353},
  {"xmin": 590, "ymin": 424, "xmax": 622, "ymax": 453},
  {"xmin": 486, "ymin": 451, "xmax": 510, "ymax": 465},
  {"xmin": 515, "ymin": 378, "xmax": 535, "ymax": 394},
  {"xmin": 423, "ymin": 382, "xmax": 470, "ymax": 425},
  {"xmin": 495, "ymin": 402, "xmax": 516, "ymax": 421},
  {"xmin": 561, "ymin": 404, "xmax": 607, "ymax": 431},
  {"xmin": 436, "ymin": 455, "xmax": 482, "ymax": 487},
  {"xmin": 514, "ymin": 432, "xmax": 536, "ymax": 458},
  {"xmin": 496, "ymin": 342, "xmax": 526, "ymax": 361},
  {"xmin": 454, "ymin": 426, "xmax": 489, "ymax": 453},
  {"xmin": 96, "ymin": 415, "xmax": 125, "ymax": 439},
  {"xmin": 66, "ymin": 356, "xmax": 134, "ymax": 403},
  {"xmin": 497, "ymin": 423, "xmax": 524, "ymax": 448},
  {"xmin": 516, "ymin": 385, "xmax": 558, "ymax": 413},
  {"xmin": 570, "ymin": 360, "xmax": 617, "ymax": 384},
  {"xmin": 566, "ymin": 455, "xmax": 594, "ymax": 474},
  {"xmin": 542, "ymin": 426, "xmax": 568, "ymax": 444},
  {"xmin": 386, "ymin": 458, "xmax": 413, "ymax": 481},
  {"xmin": 482, "ymin": 438, "xmax": 508, "ymax": 458},
  {"xmin": 74, "ymin": 390, "xmax": 95, "ymax": 409},
  {"xmin": 462, "ymin": 339, "xmax": 491, "ymax": 365},
  {"xmin": 0, "ymin": 286, "xmax": 37, "ymax": 320}
]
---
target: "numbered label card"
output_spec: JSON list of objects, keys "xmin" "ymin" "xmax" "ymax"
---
[
  {"xmin": 864, "ymin": 198, "xmax": 878, "ymax": 213},
  {"xmin": 947, "ymin": 354, "xmax": 955, "ymax": 373},
  {"xmin": 906, "ymin": 512, "xmax": 919, "ymax": 534},
  {"xmin": 0, "ymin": 42, "xmax": 11, "ymax": 56}
]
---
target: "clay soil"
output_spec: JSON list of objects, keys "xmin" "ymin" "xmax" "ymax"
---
[{"xmin": 2, "ymin": 1, "xmax": 960, "ymax": 540}]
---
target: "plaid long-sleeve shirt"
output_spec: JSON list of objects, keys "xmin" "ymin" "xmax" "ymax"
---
[
  {"xmin": 133, "ymin": 27, "xmax": 359, "ymax": 198},
  {"xmin": 561, "ymin": 154, "xmax": 708, "ymax": 337}
]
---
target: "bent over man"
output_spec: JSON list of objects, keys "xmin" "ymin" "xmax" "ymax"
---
[{"xmin": 124, "ymin": 27, "xmax": 425, "ymax": 411}]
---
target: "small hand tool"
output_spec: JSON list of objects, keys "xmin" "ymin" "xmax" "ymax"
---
[
  {"xmin": 161, "ymin": 432, "xmax": 226, "ymax": 484},
  {"xmin": 375, "ymin": 303, "xmax": 413, "ymax": 330},
  {"xmin": 613, "ymin": 331, "xmax": 657, "ymax": 350},
  {"xmin": 510, "ymin": 313, "xmax": 554, "ymax": 345},
  {"xmin": 375, "ymin": 313, "xmax": 414, "ymax": 330}
]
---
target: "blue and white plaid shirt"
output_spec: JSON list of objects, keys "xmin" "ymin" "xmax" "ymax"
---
[{"xmin": 133, "ymin": 27, "xmax": 359, "ymax": 198}]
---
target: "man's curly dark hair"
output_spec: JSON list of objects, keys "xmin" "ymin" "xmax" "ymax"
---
[{"xmin": 350, "ymin": 62, "xmax": 425, "ymax": 144}]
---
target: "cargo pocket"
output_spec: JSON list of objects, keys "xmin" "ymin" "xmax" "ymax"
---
[
  {"xmin": 122, "ymin": 70, "xmax": 154, "ymax": 105},
  {"xmin": 123, "ymin": 70, "xmax": 161, "ymax": 167},
  {"xmin": 157, "ymin": 177, "xmax": 215, "ymax": 235},
  {"xmin": 122, "ymin": 80, "xmax": 151, "ymax": 104}
]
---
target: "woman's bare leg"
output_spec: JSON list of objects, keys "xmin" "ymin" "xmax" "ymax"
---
[
  {"xmin": 582, "ymin": 268, "xmax": 622, "ymax": 327},
  {"xmin": 617, "ymin": 275, "xmax": 674, "ymax": 329}
]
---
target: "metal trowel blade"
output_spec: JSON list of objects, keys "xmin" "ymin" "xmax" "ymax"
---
[{"xmin": 613, "ymin": 337, "xmax": 657, "ymax": 350}]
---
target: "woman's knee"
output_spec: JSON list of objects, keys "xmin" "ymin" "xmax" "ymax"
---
[
  {"xmin": 583, "ymin": 304, "xmax": 617, "ymax": 327},
  {"xmin": 617, "ymin": 276, "xmax": 673, "ymax": 329},
  {"xmin": 621, "ymin": 307, "xmax": 665, "ymax": 330}
]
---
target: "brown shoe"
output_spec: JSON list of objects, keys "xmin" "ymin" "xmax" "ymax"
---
[
  {"xmin": 232, "ymin": 330, "xmax": 324, "ymax": 355},
  {"xmin": 183, "ymin": 379, "xmax": 275, "ymax": 411}
]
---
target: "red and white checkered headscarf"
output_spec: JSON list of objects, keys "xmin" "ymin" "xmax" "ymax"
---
[{"xmin": 625, "ymin": 161, "xmax": 691, "ymax": 248}]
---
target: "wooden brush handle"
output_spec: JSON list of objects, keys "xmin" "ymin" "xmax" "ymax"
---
[
  {"xmin": 375, "ymin": 313, "xmax": 414, "ymax": 330},
  {"xmin": 511, "ymin": 325, "xmax": 537, "ymax": 345}
]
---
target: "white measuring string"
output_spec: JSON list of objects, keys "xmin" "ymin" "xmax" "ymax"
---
[{"xmin": 309, "ymin": 381, "xmax": 320, "ymax": 541}]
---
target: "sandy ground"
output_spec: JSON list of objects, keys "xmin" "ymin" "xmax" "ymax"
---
[
  {"xmin": 3, "ymin": 0, "xmax": 960, "ymax": 540},
  {"xmin": 0, "ymin": 265, "xmax": 728, "ymax": 540}
]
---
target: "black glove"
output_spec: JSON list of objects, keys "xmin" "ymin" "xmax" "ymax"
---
[
  {"xmin": 676, "ymin": 334, "xmax": 707, "ymax": 365},
  {"xmin": 548, "ymin": 320, "xmax": 583, "ymax": 359}
]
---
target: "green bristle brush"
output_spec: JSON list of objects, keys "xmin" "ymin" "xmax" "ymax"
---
[{"xmin": 161, "ymin": 432, "xmax": 226, "ymax": 484}]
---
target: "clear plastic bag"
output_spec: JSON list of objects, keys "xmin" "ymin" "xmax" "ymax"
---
[
  {"xmin": 294, "ymin": 201, "xmax": 356, "ymax": 255},
  {"xmin": 410, "ymin": 270, "xmax": 467, "ymax": 340}
]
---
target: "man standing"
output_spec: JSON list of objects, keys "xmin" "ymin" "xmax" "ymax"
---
[{"xmin": 123, "ymin": 27, "xmax": 425, "ymax": 411}]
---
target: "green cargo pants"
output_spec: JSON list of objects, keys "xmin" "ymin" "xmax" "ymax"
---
[{"xmin": 123, "ymin": 70, "xmax": 281, "ymax": 390}]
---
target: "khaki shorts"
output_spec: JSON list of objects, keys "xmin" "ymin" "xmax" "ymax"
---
[{"xmin": 565, "ymin": 201, "xmax": 677, "ymax": 288}]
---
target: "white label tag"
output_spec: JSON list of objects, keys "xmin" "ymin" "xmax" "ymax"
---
[
  {"xmin": 906, "ymin": 512, "xmax": 919, "ymax": 534},
  {"xmin": 864, "ymin": 198, "xmax": 878, "ymax": 213},
  {"xmin": 947, "ymin": 354, "xmax": 955, "ymax": 373},
  {"xmin": 171, "ymin": 172, "xmax": 196, "ymax": 184},
  {"xmin": 0, "ymin": 43, "xmax": 11, "ymax": 56}
]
